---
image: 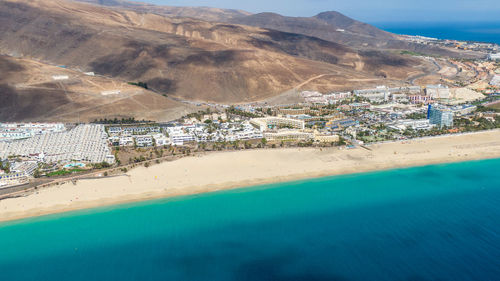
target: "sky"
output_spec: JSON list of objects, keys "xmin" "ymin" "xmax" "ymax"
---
[{"xmin": 145, "ymin": 0, "xmax": 500, "ymax": 23}]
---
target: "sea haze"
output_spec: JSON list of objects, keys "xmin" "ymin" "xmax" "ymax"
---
[
  {"xmin": 374, "ymin": 21, "xmax": 500, "ymax": 44},
  {"xmin": 0, "ymin": 159, "xmax": 500, "ymax": 280}
]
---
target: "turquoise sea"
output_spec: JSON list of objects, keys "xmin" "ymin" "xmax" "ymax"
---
[
  {"xmin": 1, "ymin": 159, "xmax": 500, "ymax": 280},
  {"xmin": 374, "ymin": 22, "xmax": 500, "ymax": 45}
]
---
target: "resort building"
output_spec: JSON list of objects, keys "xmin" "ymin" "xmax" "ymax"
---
[
  {"xmin": 0, "ymin": 161, "xmax": 38, "ymax": 187},
  {"xmin": 409, "ymin": 95, "xmax": 434, "ymax": 104},
  {"xmin": 169, "ymin": 130, "xmax": 196, "ymax": 146},
  {"xmin": 119, "ymin": 136, "xmax": 134, "ymax": 146},
  {"xmin": 428, "ymin": 105, "xmax": 454, "ymax": 128},
  {"xmin": 354, "ymin": 86, "xmax": 421, "ymax": 102},
  {"xmin": 153, "ymin": 134, "xmax": 171, "ymax": 146},
  {"xmin": 488, "ymin": 53, "xmax": 500, "ymax": 61},
  {"xmin": 11, "ymin": 161, "xmax": 38, "ymax": 177},
  {"xmin": 388, "ymin": 119, "xmax": 434, "ymax": 131},
  {"xmin": 313, "ymin": 133, "xmax": 340, "ymax": 143},
  {"xmin": 425, "ymin": 85, "xmax": 451, "ymax": 99},
  {"xmin": 326, "ymin": 118, "xmax": 359, "ymax": 131},
  {"xmin": 279, "ymin": 108, "xmax": 311, "ymax": 115},
  {"xmin": 135, "ymin": 136, "xmax": 153, "ymax": 147},
  {"xmin": 263, "ymin": 130, "xmax": 313, "ymax": 141},
  {"xmin": 250, "ymin": 117, "xmax": 305, "ymax": 132},
  {"xmin": 0, "ymin": 123, "xmax": 66, "ymax": 142},
  {"xmin": 490, "ymin": 75, "xmax": 500, "ymax": 86},
  {"xmin": 324, "ymin": 92, "xmax": 352, "ymax": 102},
  {"xmin": 0, "ymin": 124, "xmax": 114, "ymax": 164},
  {"xmin": 348, "ymin": 103, "xmax": 371, "ymax": 110},
  {"xmin": 0, "ymin": 172, "xmax": 29, "ymax": 188}
]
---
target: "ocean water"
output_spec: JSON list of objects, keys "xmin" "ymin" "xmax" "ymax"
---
[
  {"xmin": 1, "ymin": 159, "xmax": 500, "ymax": 281},
  {"xmin": 374, "ymin": 22, "xmax": 500, "ymax": 45}
]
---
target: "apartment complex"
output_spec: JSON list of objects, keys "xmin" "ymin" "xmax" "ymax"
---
[
  {"xmin": 250, "ymin": 117, "xmax": 305, "ymax": 132},
  {"xmin": 0, "ymin": 124, "xmax": 114, "ymax": 164},
  {"xmin": 0, "ymin": 123, "xmax": 66, "ymax": 142}
]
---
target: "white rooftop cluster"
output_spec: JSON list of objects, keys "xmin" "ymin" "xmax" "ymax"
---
[
  {"xmin": 0, "ymin": 124, "xmax": 114, "ymax": 164},
  {"xmin": 250, "ymin": 117, "xmax": 305, "ymax": 132},
  {"xmin": 388, "ymin": 119, "xmax": 434, "ymax": 131},
  {"xmin": 300, "ymin": 91, "xmax": 352, "ymax": 105},
  {"xmin": 490, "ymin": 75, "xmax": 500, "ymax": 86},
  {"xmin": 425, "ymin": 84, "xmax": 451, "ymax": 99},
  {"xmin": 488, "ymin": 53, "xmax": 500, "ymax": 61},
  {"xmin": 0, "ymin": 123, "xmax": 66, "ymax": 142},
  {"xmin": 167, "ymin": 121, "xmax": 263, "ymax": 146},
  {"xmin": 354, "ymin": 86, "xmax": 421, "ymax": 102}
]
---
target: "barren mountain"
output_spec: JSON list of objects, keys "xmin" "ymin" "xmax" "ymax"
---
[
  {"xmin": 0, "ymin": 55, "xmax": 193, "ymax": 122},
  {"xmin": 228, "ymin": 12, "xmax": 485, "ymax": 58},
  {"xmin": 0, "ymin": 0, "xmax": 432, "ymax": 121},
  {"xmin": 76, "ymin": 0, "xmax": 252, "ymax": 21},
  {"xmin": 229, "ymin": 12, "xmax": 397, "ymax": 49},
  {"xmin": 76, "ymin": 0, "xmax": 481, "ymax": 58}
]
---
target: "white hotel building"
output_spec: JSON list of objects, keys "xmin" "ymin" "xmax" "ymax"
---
[{"xmin": 250, "ymin": 117, "xmax": 305, "ymax": 132}]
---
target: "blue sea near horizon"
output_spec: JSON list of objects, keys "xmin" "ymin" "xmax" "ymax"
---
[
  {"xmin": 1, "ymin": 159, "xmax": 500, "ymax": 281},
  {"xmin": 374, "ymin": 21, "xmax": 500, "ymax": 45}
]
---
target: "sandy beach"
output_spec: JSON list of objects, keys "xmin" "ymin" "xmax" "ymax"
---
[{"xmin": 1, "ymin": 129, "xmax": 500, "ymax": 223}]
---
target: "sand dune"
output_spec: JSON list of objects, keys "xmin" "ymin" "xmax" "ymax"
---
[{"xmin": 1, "ymin": 130, "xmax": 500, "ymax": 222}]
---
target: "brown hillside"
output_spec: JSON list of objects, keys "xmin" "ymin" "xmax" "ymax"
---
[
  {"xmin": 0, "ymin": 55, "xmax": 193, "ymax": 122},
  {"xmin": 76, "ymin": 0, "xmax": 252, "ymax": 21},
  {"xmin": 76, "ymin": 0, "xmax": 481, "ymax": 58}
]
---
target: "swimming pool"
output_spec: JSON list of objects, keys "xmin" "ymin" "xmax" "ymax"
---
[{"xmin": 63, "ymin": 163, "xmax": 86, "ymax": 169}]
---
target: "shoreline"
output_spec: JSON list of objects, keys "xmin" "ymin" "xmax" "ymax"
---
[{"xmin": 1, "ymin": 129, "xmax": 500, "ymax": 224}]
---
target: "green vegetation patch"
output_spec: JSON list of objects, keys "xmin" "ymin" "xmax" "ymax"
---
[
  {"xmin": 128, "ymin": 82, "xmax": 149, "ymax": 89},
  {"xmin": 46, "ymin": 168, "xmax": 85, "ymax": 177}
]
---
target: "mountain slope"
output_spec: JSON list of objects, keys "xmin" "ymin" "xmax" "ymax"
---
[
  {"xmin": 0, "ymin": 0, "xmax": 431, "ymax": 122},
  {"xmin": 75, "ymin": 0, "xmax": 252, "ymax": 21},
  {"xmin": 229, "ymin": 11, "xmax": 397, "ymax": 49},
  {"xmin": 75, "ymin": 0, "xmax": 479, "ymax": 58},
  {"xmin": 0, "ymin": 55, "xmax": 192, "ymax": 122}
]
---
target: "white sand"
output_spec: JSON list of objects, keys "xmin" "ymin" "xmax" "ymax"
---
[{"xmin": 1, "ymin": 130, "xmax": 500, "ymax": 222}]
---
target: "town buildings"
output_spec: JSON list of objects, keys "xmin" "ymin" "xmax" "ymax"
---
[
  {"xmin": 388, "ymin": 119, "xmax": 434, "ymax": 131},
  {"xmin": 263, "ymin": 130, "xmax": 313, "ymax": 141},
  {"xmin": 409, "ymin": 95, "xmax": 434, "ymax": 104},
  {"xmin": 326, "ymin": 118, "xmax": 359, "ymax": 131},
  {"xmin": 0, "ymin": 161, "xmax": 39, "ymax": 187},
  {"xmin": 488, "ymin": 53, "xmax": 500, "ymax": 61},
  {"xmin": 425, "ymin": 85, "xmax": 451, "ymax": 99},
  {"xmin": 354, "ymin": 86, "xmax": 420, "ymax": 102},
  {"xmin": 490, "ymin": 75, "xmax": 500, "ymax": 86},
  {"xmin": 0, "ymin": 124, "xmax": 114, "ymax": 164},
  {"xmin": 0, "ymin": 123, "xmax": 66, "ymax": 142}
]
